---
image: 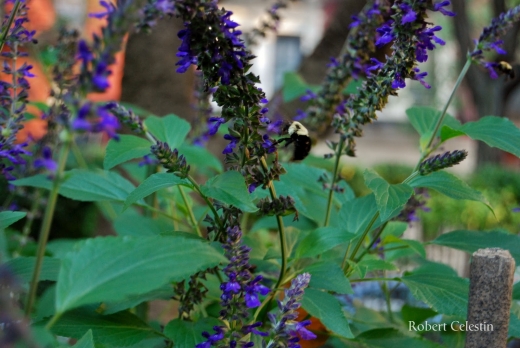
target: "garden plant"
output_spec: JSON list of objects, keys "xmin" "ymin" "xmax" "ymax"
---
[{"xmin": 1, "ymin": 0, "xmax": 520, "ymax": 347}]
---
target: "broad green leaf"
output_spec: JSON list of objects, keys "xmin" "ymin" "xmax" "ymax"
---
[
  {"xmin": 179, "ymin": 144, "xmax": 223, "ymax": 173},
  {"xmin": 303, "ymin": 262, "xmax": 353, "ymax": 294},
  {"xmin": 364, "ymin": 169, "xmax": 413, "ymax": 221},
  {"xmin": 383, "ymin": 236, "xmax": 426, "ymax": 258},
  {"xmin": 409, "ymin": 171, "xmax": 490, "ymax": 208},
  {"xmin": 357, "ymin": 259, "xmax": 399, "ymax": 274},
  {"xmin": 103, "ymin": 284, "xmax": 174, "ymax": 314},
  {"xmin": 510, "ymin": 309, "xmax": 520, "ymax": 338},
  {"xmin": 402, "ymin": 272, "xmax": 468, "ymax": 317},
  {"xmin": 296, "ymin": 227, "xmax": 355, "ymax": 258},
  {"xmin": 440, "ymin": 125, "xmax": 466, "ymax": 142},
  {"xmin": 412, "ymin": 261, "xmax": 458, "ymax": 277},
  {"xmin": 144, "ymin": 114, "xmax": 190, "ymax": 148},
  {"xmin": 461, "ymin": 116, "xmax": 520, "ymax": 158},
  {"xmin": 401, "ymin": 304, "xmax": 437, "ymax": 325},
  {"xmin": 0, "ymin": 211, "xmax": 26, "ymax": 229},
  {"xmin": 124, "ymin": 172, "xmax": 192, "ymax": 210},
  {"xmin": 73, "ymin": 330, "xmax": 94, "ymax": 348},
  {"xmin": 13, "ymin": 169, "xmax": 137, "ymax": 203},
  {"xmin": 5, "ymin": 257, "xmax": 60, "ymax": 283},
  {"xmin": 56, "ymin": 235, "xmax": 226, "ymax": 313},
  {"xmin": 113, "ymin": 213, "xmax": 173, "ymax": 236},
  {"xmin": 164, "ymin": 318, "xmax": 222, "ymax": 348},
  {"xmin": 302, "ymin": 288, "xmax": 353, "ymax": 338},
  {"xmin": 103, "ymin": 135, "xmax": 151, "ymax": 170},
  {"xmin": 513, "ymin": 282, "xmax": 520, "ymax": 300},
  {"xmin": 356, "ymin": 328, "xmax": 443, "ymax": 348},
  {"xmin": 406, "ymin": 106, "xmax": 461, "ymax": 137},
  {"xmin": 49, "ymin": 308, "xmax": 162, "ymax": 346},
  {"xmin": 282, "ymin": 72, "xmax": 319, "ymax": 103},
  {"xmin": 431, "ymin": 230, "xmax": 520, "ymax": 263},
  {"xmin": 200, "ymin": 171, "xmax": 258, "ymax": 212},
  {"xmin": 380, "ymin": 221, "xmax": 408, "ymax": 238},
  {"xmin": 338, "ymin": 194, "xmax": 384, "ymax": 234}
]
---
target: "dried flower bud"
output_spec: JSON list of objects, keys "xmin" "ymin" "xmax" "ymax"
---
[{"xmin": 150, "ymin": 141, "xmax": 190, "ymax": 178}]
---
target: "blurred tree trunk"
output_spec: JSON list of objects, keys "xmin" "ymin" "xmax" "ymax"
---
[
  {"xmin": 121, "ymin": 18, "xmax": 194, "ymax": 118},
  {"xmin": 278, "ymin": 0, "xmax": 365, "ymax": 119},
  {"xmin": 452, "ymin": 0, "xmax": 520, "ymax": 167}
]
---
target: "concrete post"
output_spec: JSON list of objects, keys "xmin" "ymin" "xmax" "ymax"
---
[{"xmin": 465, "ymin": 248, "xmax": 515, "ymax": 348}]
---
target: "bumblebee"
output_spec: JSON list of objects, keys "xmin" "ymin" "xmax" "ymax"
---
[
  {"xmin": 275, "ymin": 121, "xmax": 312, "ymax": 161},
  {"xmin": 497, "ymin": 61, "xmax": 515, "ymax": 80}
]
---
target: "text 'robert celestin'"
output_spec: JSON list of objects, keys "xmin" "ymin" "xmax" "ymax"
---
[{"xmin": 409, "ymin": 321, "xmax": 493, "ymax": 332}]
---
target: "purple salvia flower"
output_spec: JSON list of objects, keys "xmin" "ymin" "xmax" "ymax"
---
[
  {"xmin": 375, "ymin": 22, "xmax": 395, "ymax": 46},
  {"xmin": 400, "ymin": 3, "xmax": 417, "ymax": 24},
  {"xmin": 33, "ymin": 146, "xmax": 58, "ymax": 173},
  {"xmin": 223, "ymin": 134, "xmax": 239, "ymax": 154},
  {"xmin": 433, "ymin": 1, "xmax": 456, "ymax": 17},
  {"xmin": 264, "ymin": 273, "xmax": 316, "ymax": 347},
  {"xmin": 208, "ymin": 117, "xmax": 226, "ymax": 136},
  {"xmin": 197, "ymin": 226, "xmax": 269, "ymax": 346},
  {"xmin": 470, "ymin": 5, "xmax": 520, "ymax": 78},
  {"xmin": 262, "ymin": 135, "xmax": 277, "ymax": 154}
]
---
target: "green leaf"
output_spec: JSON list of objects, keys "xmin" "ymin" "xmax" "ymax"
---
[
  {"xmin": 282, "ymin": 72, "xmax": 319, "ymax": 103},
  {"xmin": 200, "ymin": 171, "xmax": 258, "ymax": 212},
  {"xmin": 0, "ymin": 211, "xmax": 26, "ymax": 229},
  {"xmin": 356, "ymin": 328, "xmax": 443, "ymax": 348},
  {"xmin": 303, "ymin": 262, "xmax": 353, "ymax": 294},
  {"xmin": 440, "ymin": 125, "xmax": 466, "ymax": 142},
  {"xmin": 509, "ymin": 309, "xmax": 520, "ymax": 338},
  {"xmin": 49, "ymin": 308, "xmax": 162, "ymax": 347},
  {"xmin": 72, "ymin": 330, "xmax": 94, "ymax": 348},
  {"xmin": 364, "ymin": 169, "xmax": 413, "ymax": 221},
  {"xmin": 302, "ymin": 288, "xmax": 353, "ymax": 338},
  {"xmin": 513, "ymin": 282, "xmax": 520, "ymax": 300},
  {"xmin": 164, "ymin": 318, "xmax": 222, "ymax": 348},
  {"xmin": 144, "ymin": 114, "xmax": 190, "ymax": 148},
  {"xmin": 461, "ymin": 116, "xmax": 520, "ymax": 158},
  {"xmin": 380, "ymin": 221, "xmax": 408, "ymax": 238},
  {"xmin": 56, "ymin": 235, "xmax": 226, "ymax": 313},
  {"xmin": 402, "ymin": 272, "xmax": 468, "ymax": 317},
  {"xmin": 357, "ymin": 259, "xmax": 399, "ymax": 274},
  {"xmin": 113, "ymin": 212, "xmax": 172, "ymax": 236},
  {"xmin": 338, "ymin": 194, "xmax": 384, "ymax": 234},
  {"xmin": 431, "ymin": 229, "xmax": 520, "ymax": 264},
  {"xmin": 124, "ymin": 172, "xmax": 192, "ymax": 210},
  {"xmin": 401, "ymin": 304, "xmax": 437, "ymax": 325},
  {"xmin": 12, "ymin": 169, "xmax": 137, "ymax": 203},
  {"xmin": 179, "ymin": 144, "xmax": 223, "ymax": 173},
  {"xmin": 406, "ymin": 107, "xmax": 461, "ymax": 136},
  {"xmin": 5, "ymin": 257, "xmax": 60, "ymax": 283},
  {"xmin": 103, "ymin": 135, "xmax": 151, "ymax": 170},
  {"xmin": 296, "ymin": 227, "xmax": 355, "ymax": 258},
  {"xmin": 409, "ymin": 171, "xmax": 490, "ymax": 207},
  {"xmin": 383, "ymin": 236, "xmax": 426, "ymax": 258},
  {"xmin": 103, "ymin": 284, "xmax": 174, "ymax": 314}
]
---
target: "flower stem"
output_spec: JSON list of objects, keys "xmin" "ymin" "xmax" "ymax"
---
[
  {"xmin": 343, "ymin": 211, "xmax": 379, "ymax": 273},
  {"xmin": 354, "ymin": 221, "xmax": 388, "ymax": 262},
  {"xmin": 324, "ymin": 136, "xmax": 345, "ymax": 226},
  {"xmin": 187, "ymin": 175, "xmax": 223, "ymax": 230},
  {"xmin": 25, "ymin": 141, "xmax": 71, "ymax": 317},
  {"xmin": 260, "ymin": 156, "xmax": 287, "ymax": 290},
  {"xmin": 0, "ymin": 0, "xmax": 22, "ymax": 53},
  {"xmin": 414, "ymin": 58, "xmax": 472, "ymax": 170},
  {"xmin": 178, "ymin": 186, "xmax": 202, "ymax": 237}
]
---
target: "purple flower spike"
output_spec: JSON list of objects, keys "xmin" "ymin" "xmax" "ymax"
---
[
  {"xmin": 223, "ymin": 134, "xmax": 239, "ymax": 154},
  {"xmin": 433, "ymin": 1, "xmax": 456, "ymax": 16},
  {"xmin": 34, "ymin": 146, "xmax": 58, "ymax": 173}
]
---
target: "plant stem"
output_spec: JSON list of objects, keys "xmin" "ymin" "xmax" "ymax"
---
[
  {"xmin": 344, "ymin": 212, "xmax": 379, "ymax": 273},
  {"xmin": 25, "ymin": 141, "xmax": 71, "ymax": 317},
  {"xmin": 178, "ymin": 186, "xmax": 202, "ymax": 237},
  {"xmin": 260, "ymin": 157, "xmax": 287, "ymax": 290},
  {"xmin": 324, "ymin": 136, "xmax": 345, "ymax": 226},
  {"xmin": 354, "ymin": 221, "xmax": 388, "ymax": 262},
  {"xmin": 0, "ymin": 0, "xmax": 22, "ymax": 53},
  {"xmin": 14, "ymin": 190, "xmax": 41, "ymax": 257},
  {"xmin": 414, "ymin": 58, "xmax": 472, "ymax": 170},
  {"xmin": 187, "ymin": 175, "xmax": 223, "ymax": 230}
]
